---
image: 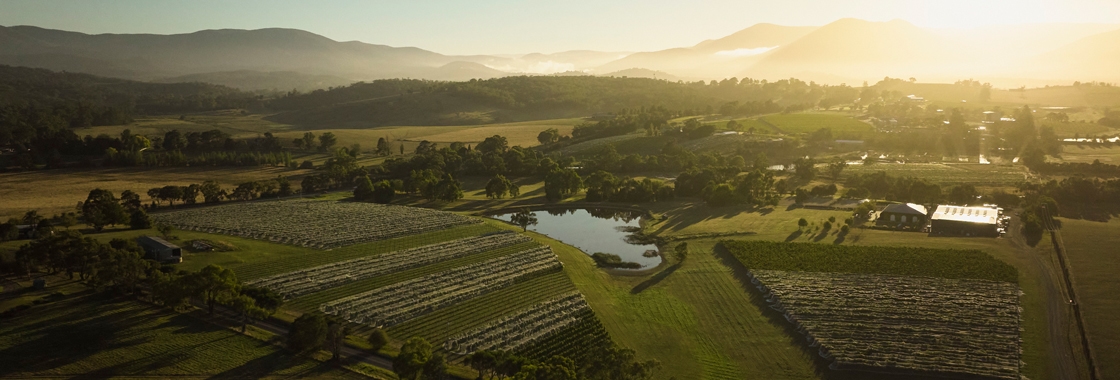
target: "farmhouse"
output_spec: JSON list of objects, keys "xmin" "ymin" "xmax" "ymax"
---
[
  {"xmin": 930, "ymin": 205, "xmax": 1000, "ymax": 237},
  {"xmin": 878, "ymin": 203, "xmax": 928, "ymax": 226},
  {"xmin": 137, "ymin": 236, "xmax": 183, "ymax": 263}
]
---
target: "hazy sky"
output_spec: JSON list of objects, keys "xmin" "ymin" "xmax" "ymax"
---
[{"xmin": 2, "ymin": 0, "xmax": 1118, "ymax": 55}]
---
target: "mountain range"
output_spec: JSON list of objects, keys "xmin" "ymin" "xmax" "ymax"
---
[{"xmin": 1, "ymin": 19, "xmax": 1117, "ymax": 90}]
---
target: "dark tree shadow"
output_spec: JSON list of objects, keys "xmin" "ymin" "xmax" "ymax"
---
[
  {"xmin": 812, "ymin": 226, "xmax": 832, "ymax": 242},
  {"xmin": 785, "ymin": 229, "xmax": 803, "ymax": 242},
  {"xmin": 630, "ymin": 264, "xmax": 681, "ymax": 294}
]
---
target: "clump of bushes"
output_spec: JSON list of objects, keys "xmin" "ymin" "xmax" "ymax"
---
[{"xmin": 591, "ymin": 252, "xmax": 641, "ymax": 269}]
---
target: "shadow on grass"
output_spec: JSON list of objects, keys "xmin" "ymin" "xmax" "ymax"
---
[
  {"xmin": 785, "ymin": 229, "xmax": 803, "ymax": 242},
  {"xmin": 812, "ymin": 226, "xmax": 832, "ymax": 242},
  {"xmin": 630, "ymin": 264, "xmax": 681, "ymax": 294}
]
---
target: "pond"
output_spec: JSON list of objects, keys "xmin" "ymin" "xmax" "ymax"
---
[{"xmin": 493, "ymin": 208, "xmax": 661, "ymax": 270}]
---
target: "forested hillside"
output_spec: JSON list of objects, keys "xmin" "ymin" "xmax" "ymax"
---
[
  {"xmin": 0, "ymin": 65, "xmax": 257, "ymax": 147},
  {"xmin": 266, "ymin": 75, "xmax": 862, "ymax": 127}
]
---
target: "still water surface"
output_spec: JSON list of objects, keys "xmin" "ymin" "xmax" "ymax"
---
[{"xmin": 494, "ymin": 208, "xmax": 661, "ymax": 269}]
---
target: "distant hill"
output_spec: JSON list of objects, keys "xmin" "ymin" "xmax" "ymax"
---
[
  {"xmin": 594, "ymin": 24, "xmax": 815, "ymax": 79},
  {"xmin": 0, "ymin": 65, "xmax": 258, "ymax": 145},
  {"xmin": 1030, "ymin": 28, "xmax": 1120, "ymax": 82},
  {"xmin": 154, "ymin": 70, "xmax": 355, "ymax": 92},
  {"xmin": 599, "ymin": 68, "xmax": 680, "ymax": 81},
  {"xmin": 2, "ymin": 21, "xmax": 1119, "ymax": 90},
  {"xmin": 0, "ymin": 25, "xmax": 509, "ymax": 84},
  {"xmin": 264, "ymin": 76, "xmax": 731, "ymax": 128},
  {"xmin": 742, "ymin": 19, "xmax": 959, "ymax": 83}
]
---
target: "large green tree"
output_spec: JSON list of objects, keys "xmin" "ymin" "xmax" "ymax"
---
[
  {"xmin": 80, "ymin": 189, "xmax": 128, "ymax": 231},
  {"xmin": 193, "ymin": 264, "xmax": 239, "ymax": 316},
  {"xmin": 394, "ymin": 337, "xmax": 434, "ymax": 380},
  {"xmin": 288, "ymin": 312, "xmax": 328, "ymax": 353}
]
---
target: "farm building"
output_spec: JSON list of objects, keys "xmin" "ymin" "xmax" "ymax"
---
[
  {"xmin": 138, "ymin": 236, "xmax": 183, "ymax": 263},
  {"xmin": 879, "ymin": 203, "xmax": 929, "ymax": 226},
  {"xmin": 930, "ymin": 205, "xmax": 1000, "ymax": 237}
]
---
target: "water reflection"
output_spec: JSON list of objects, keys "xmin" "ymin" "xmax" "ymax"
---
[{"xmin": 494, "ymin": 208, "xmax": 661, "ymax": 270}]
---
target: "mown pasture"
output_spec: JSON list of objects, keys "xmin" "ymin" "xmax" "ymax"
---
[
  {"xmin": 1055, "ymin": 218, "xmax": 1120, "ymax": 379},
  {"xmin": 0, "ymin": 165, "xmax": 314, "ymax": 220},
  {"xmin": 0, "ymin": 280, "xmax": 364, "ymax": 379},
  {"xmin": 1042, "ymin": 121, "xmax": 1113, "ymax": 138},
  {"xmin": 1051, "ymin": 145, "xmax": 1120, "ymax": 164}
]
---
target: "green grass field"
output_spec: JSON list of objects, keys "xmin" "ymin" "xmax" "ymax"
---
[
  {"xmin": 1043, "ymin": 121, "xmax": 1113, "ymax": 138},
  {"xmin": 0, "ymin": 165, "xmax": 315, "ymax": 220},
  {"xmin": 1052, "ymin": 145, "xmax": 1120, "ymax": 164},
  {"xmin": 0, "ymin": 281, "xmax": 364, "ymax": 379},
  {"xmin": 759, "ymin": 113, "xmax": 874, "ymax": 138},
  {"xmin": 543, "ymin": 232, "xmax": 818, "ymax": 379},
  {"xmin": 1055, "ymin": 218, "xmax": 1120, "ymax": 379}
]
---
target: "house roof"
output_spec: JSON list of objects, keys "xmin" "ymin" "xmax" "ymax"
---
[
  {"xmin": 931, "ymin": 205, "xmax": 999, "ymax": 225},
  {"xmin": 138, "ymin": 235, "xmax": 179, "ymax": 250},
  {"xmin": 881, "ymin": 203, "xmax": 928, "ymax": 216}
]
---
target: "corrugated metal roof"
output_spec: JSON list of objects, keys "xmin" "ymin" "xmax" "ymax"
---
[
  {"xmin": 138, "ymin": 235, "xmax": 179, "ymax": 249},
  {"xmin": 931, "ymin": 205, "xmax": 999, "ymax": 225},
  {"xmin": 882, "ymin": 203, "xmax": 927, "ymax": 216}
]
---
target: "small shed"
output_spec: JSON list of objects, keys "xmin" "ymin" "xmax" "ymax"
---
[
  {"xmin": 138, "ymin": 236, "xmax": 183, "ymax": 263},
  {"xmin": 879, "ymin": 203, "xmax": 929, "ymax": 225}
]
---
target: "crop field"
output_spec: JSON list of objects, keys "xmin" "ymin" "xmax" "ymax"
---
[
  {"xmin": 844, "ymin": 162, "xmax": 1030, "ymax": 187},
  {"xmin": 0, "ymin": 289, "xmax": 361, "ymax": 379},
  {"xmin": 319, "ymin": 246, "xmax": 562, "ymax": 327},
  {"xmin": 152, "ymin": 199, "xmax": 480, "ymax": 249},
  {"xmin": 724, "ymin": 240, "xmax": 1022, "ymax": 379},
  {"xmin": 442, "ymin": 292, "xmax": 590, "ymax": 354},
  {"xmin": 246, "ymin": 232, "xmax": 530, "ymax": 298},
  {"xmin": 759, "ymin": 113, "xmax": 874, "ymax": 137},
  {"xmin": 751, "ymin": 270, "xmax": 1021, "ymax": 379},
  {"xmin": 167, "ymin": 199, "xmax": 611, "ymax": 365},
  {"xmin": 723, "ymin": 240, "xmax": 1019, "ymax": 283},
  {"xmin": 1055, "ymin": 218, "xmax": 1120, "ymax": 378}
]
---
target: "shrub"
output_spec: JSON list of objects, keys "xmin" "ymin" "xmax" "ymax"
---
[
  {"xmin": 591, "ymin": 252, "xmax": 641, "ymax": 269},
  {"xmin": 368, "ymin": 328, "xmax": 390, "ymax": 351}
]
